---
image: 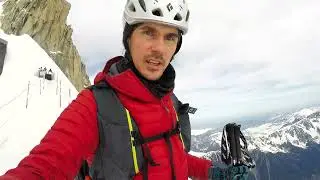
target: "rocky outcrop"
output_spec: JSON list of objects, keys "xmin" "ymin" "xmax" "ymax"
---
[{"xmin": 0, "ymin": 0, "xmax": 91, "ymax": 91}]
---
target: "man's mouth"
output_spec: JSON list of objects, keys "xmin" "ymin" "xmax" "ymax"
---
[{"xmin": 146, "ymin": 59, "xmax": 161, "ymax": 66}]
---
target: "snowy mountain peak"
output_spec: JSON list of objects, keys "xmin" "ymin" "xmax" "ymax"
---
[
  {"xmin": 191, "ymin": 128, "xmax": 212, "ymax": 136},
  {"xmin": 243, "ymin": 108, "xmax": 320, "ymax": 153},
  {"xmin": 191, "ymin": 107, "xmax": 320, "ymax": 154},
  {"xmin": 294, "ymin": 108, "xmax": 317, "ymax": 117}
]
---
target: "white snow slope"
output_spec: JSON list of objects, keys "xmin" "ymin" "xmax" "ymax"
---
[
  {"xmin": 191, "ymin": 128, "xmax": 212, "ymax": 136},
  {"xmin": 0, "ymin": 32, "xmax": 79, "ymax": 175}
]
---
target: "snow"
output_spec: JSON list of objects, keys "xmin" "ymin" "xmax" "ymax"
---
[
  {"xmin": 49, "ymin": 51, "xmax": 62, "ymax": 55},
  {"xmin": 243, "ymin": 107, "xmax": 320, "ymax": 153},
  {"xmin": 285, "ymin": 131, "xmax": 306, "ymax": 148},
  {"xmin": 294, "ymin": 108, "xmax": 319, "ymax": 117},
  {"xmin": 191, "ymin": 128, "xmax": 212, "ymax": 136},
  {"xmin": 0, "ymin": 32, "xmax": 78, "ymax": 174},
  {"xmin": 245, "ymin": 122, "xmax": 281, "ymax": 137},
  {"xmin": 190, "ymin": 107, "xmax": 320, "ymax": 155},
  {"xmin": 189, "ymin": 150, "xmax": 207, "ymax": 157}
]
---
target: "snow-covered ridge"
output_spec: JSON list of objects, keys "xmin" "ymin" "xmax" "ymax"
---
[
  {"xmin": 0, "ymin": 32, "xmax": 78, "ymax": 174},
  {"xmin": 294, "ymin": 107, "xmax": 319, "ymax": 117},
  {"xmin": 245, "ymin": 107, "xmax": 320, "ymax": 153},
  {"xmin": 191, "ymin": 107, "xmax": 320, "ymax": 154},
  {"xmin": 191, "ymin": 128, "xmax": 212, "ymax": 136}
]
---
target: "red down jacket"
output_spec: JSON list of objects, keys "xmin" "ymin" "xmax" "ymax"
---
[{"xmin": 0, "ymin": 56, "xmax": 212, "ymax": 180}]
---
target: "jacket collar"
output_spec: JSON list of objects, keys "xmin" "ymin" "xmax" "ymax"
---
[{"xmin": 94, "ymin": 56, "xmax": 173, "ymax": 103}]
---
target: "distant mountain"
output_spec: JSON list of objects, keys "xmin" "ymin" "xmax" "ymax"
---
[{"xmin": 191, "ymin": 107, "xmax": 320, "ymax": 180}]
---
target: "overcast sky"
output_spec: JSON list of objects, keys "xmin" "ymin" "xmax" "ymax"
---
[{"xmin": 66, "ymin": 0, "xmax": 320, "ymax": 129}]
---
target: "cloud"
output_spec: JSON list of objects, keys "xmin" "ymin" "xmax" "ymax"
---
[
  {"xmin": 66, "ymin": 0, "xmax": 126, "ymax": 74},
  {"xmin": 66, "ymin": 0, "xmax": 320, "ymax": 128}
]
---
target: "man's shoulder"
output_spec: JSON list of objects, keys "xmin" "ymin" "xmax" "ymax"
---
[{"xmin": 84, "ymin": 81, "xmax": 111, "ymax": 91}]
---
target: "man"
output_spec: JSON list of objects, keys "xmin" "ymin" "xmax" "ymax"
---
[{"xmin": 0, "ymin": 0, "xmax": 249, "ymax": 179}]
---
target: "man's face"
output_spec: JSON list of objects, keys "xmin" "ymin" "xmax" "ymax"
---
[{"xmin": 128, "ymin": 22, "xmax": 179, "ymax": 81}]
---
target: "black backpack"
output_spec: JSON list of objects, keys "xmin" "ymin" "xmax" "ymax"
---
[{"xmin": 75, "ymin": 81, "xmax": 197, "ymax": 179}]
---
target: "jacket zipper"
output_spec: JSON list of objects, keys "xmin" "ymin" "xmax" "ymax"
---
[
  {"xmin": 160, "ymin": 98, "xmax": 175, "ymax": 129},
  {"xmin": 160, "ymin": 98, "xmax": 177, "ymax": 180},
  {"xmin": 160, "ymin": 99, "xmax": 169, "ymax": 113}
]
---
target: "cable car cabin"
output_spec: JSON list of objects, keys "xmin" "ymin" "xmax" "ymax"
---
[{"xmin": 45, "ymin": 70, "xmax": 54, "ymax": 80}]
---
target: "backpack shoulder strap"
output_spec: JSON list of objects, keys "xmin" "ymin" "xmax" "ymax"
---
[
  {"xmin": 76, "ymin": 81, "xmax": 114, "ymax": 180},
  {"xmin": 86, "ymin": 80, "xmax": 110, "ymax": 90},
  {"xmin": 78, "ymin": 80, "xmax": 143, "ymax": 179},
  {"xmin": 170, "ymin": 93, "xmax": 197, "ymax": 152}
]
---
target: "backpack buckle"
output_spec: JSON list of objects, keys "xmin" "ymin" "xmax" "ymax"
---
[
  {"xmin": 180, "ymin": 103, "xmax": 197, "ymax": 114},
  {"xmin": 131, "ymin": 131, "xmax": 142, "ymax": 146}
]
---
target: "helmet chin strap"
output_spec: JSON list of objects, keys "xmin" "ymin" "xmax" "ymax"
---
[{"xmin": 173, "ymin": 31, "xmax": 183, "ymax": 55}]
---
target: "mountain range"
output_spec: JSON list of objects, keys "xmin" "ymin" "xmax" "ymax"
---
[{"xmin": 191, "ymin": 107, "xmax": 320, "ymax": 180}]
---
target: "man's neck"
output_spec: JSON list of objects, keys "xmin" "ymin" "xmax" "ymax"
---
[{"xmin": 115, "ymin": 56, "xmax": 175, "ymax": 99}]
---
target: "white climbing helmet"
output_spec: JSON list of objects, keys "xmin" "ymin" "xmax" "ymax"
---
[{"xmin": 123, "ymin": 0, "xmax": 190, "ymax": 34}]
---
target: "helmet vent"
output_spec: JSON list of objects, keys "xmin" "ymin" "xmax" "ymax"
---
[
  {"xmin": 152, "ymin": 8, "xmax": 163, "ymax": 17},
  {"xmin": 129, "ymin": 3, "xmax": 136, "ymax": 12},
  {"xmin": 186, "ymin": 10, "xmax": 190, "ymax": 22},
  {"xmin": 174, "ymin": 13, "xmax": 182, "ymax": 21},
  {"xmin": 138, "ymin": 0, "xmax": 146, "ymax": 12}
]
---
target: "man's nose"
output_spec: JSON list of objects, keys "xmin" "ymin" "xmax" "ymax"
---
[{"xmin": 150, "ymin": 37, "xmax": 166, "ymax": 53}]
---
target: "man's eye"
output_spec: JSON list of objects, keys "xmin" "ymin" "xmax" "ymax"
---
[
  {"xmin": 166, "ymin": 35, "xmax": 178, "ymax": 41},
  {"xmin": 143, "ymin": 30, "xmax": 153, "ymax": 36}
]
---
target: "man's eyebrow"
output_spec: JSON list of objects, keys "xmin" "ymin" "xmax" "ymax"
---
[
  {"xmin": 139, "ymin": 25, "xmax": 179, "ymax": 37},
  {"xmin": 139, "ymin": 25, "xmax": 155, "ymax": 31},
  {"xmin": 167, "ymin": 32, "xmax": 179, "ymax": 38},
  {"xmin": 168, "ymin": 32, "xmax": 179, "ymax": 36}
]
